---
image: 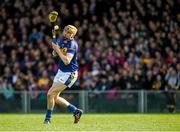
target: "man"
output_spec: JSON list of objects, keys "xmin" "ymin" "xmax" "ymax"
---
[
  {"xmin": 43, "ymin": 25, "xmax": 83, "ymax": 124},
  {"xmin": 165, "ymin": 67, "xmax": 179, "ymax": 112}
]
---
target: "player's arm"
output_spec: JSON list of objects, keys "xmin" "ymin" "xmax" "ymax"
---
[{"xmin": 51, "ymin": 42, "xmax": 73, "ymax": 65}]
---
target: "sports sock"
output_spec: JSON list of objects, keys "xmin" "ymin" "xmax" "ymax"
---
[
  {"xmin": 67, "ymin": 104, "xmax": 77, "ymax": 113},
  {"xmin": 45, "ymin": 109, "xmax": 53, "ymax": 120}
]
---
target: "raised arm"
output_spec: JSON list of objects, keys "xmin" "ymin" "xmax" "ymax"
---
[{"xmin": 51, "ymin": 42, "xmax": 74, "ymax": 65}]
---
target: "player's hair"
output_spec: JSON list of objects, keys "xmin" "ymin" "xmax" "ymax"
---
[{"xmin": 65, "ymin": 25, "xmax": 78, "ymax": 36}]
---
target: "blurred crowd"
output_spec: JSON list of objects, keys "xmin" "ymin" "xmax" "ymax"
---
[{"xmin": 0, "ymin": 0, "xmax": 180, "ymax": 99}]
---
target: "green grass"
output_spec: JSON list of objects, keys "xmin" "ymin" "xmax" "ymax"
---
[{"xmin": 0, "ymin": 114, "xmax": 180, "ymax": 131}]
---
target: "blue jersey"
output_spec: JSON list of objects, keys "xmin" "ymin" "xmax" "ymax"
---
[{"xmin": 57, "ymin": 37, "xmax": 78, "ymax": 72}]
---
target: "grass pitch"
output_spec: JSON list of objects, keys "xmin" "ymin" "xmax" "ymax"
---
[{"xmin": 0, "ymin": 114, "xmax": 180, "ymax": 131}]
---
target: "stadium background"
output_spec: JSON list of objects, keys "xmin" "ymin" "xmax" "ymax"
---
[{"xmin": 0, "ymin": 0, "xmax": 180, "ymax": 114}]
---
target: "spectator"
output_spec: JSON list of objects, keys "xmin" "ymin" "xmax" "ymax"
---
[
  {"xmin": 152, "ymin": 74, "xmax": 164, "ymax": 90},
  {"xmin": 4, "ymin": 83, "xmax": 14, "ymax": 99},
  {"xmin": 0, "ymin": 77, "xmax": 6, "ymax": 99},
  {"xmin": 38, "ymin": 71, "xmax": 50, "ymax": 91},
  {"xmin": 165, "ymin": 67, "xmax": 179, "ymax": 112},
  {"xmin": 0, "ymin": 0, "xmax": 179, "ymax": 94}
]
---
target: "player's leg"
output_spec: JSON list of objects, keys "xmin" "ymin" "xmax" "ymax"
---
[
  {"xmin": 44, "ymin": 82, "xmax": 66, "ymax": 124},
  {"xmin": 54, "ymin": 91, "xmax": 83, "ymax": 124},
  {"xmin": 54, "ymin": 71, "xmax": 83, "ymax": 124},
  {"xmin": 47, "ymin": 82, "xmax": 66, "ymax": 109},
  {"xmin": 43, "ymin": 69, "xmax": 65, "ymax": 124},
  {"xmin": 55, "ymin": 95, "xmax": 70, "ymax": 107}
]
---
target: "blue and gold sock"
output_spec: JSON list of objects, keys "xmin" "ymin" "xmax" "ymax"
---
[
  {"xmin": 67, "ymin": 104, "xmax": 77, "ymax": 113},
  {"xmin": 45, "ymin": 109, "xmax": 53, "ymax": 120}
]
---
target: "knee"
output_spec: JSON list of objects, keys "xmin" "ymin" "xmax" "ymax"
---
[
  {"xmin": 54, "ymin": 93, "xmax": 61, "ymax": 102},
  {"xmin": 47, "ymin": 89, "xmax": 55, "ymax": 99},
  {"xmin": 54, "ymin": 95, "xmax": 58, "ymax": 101}
]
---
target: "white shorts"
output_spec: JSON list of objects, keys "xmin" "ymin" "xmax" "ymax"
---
[{"xmin": 53, "ymin": 69, "xmax": 78, "ymax": 88}]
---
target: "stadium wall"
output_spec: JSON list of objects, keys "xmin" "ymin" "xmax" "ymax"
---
[{"xmin": 0, "ymin": 90, "xmax": 179, "ymax": 113}]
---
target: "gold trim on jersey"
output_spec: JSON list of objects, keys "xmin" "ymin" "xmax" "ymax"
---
[{"xmin": 61, "ymin": 47, "xmax": 67, "ymax": 55}]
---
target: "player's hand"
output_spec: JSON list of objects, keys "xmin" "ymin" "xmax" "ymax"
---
[
  {"xmin": 52, "ymin": 50, "xmax": 58, "ymax": 57},
  {"xmin": 51, "ymin": 42, "xmax": 60, "ymax": 52}
]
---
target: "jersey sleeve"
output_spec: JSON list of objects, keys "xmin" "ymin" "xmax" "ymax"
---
[{"xmin": 67, "ymin": 41, "xmax": 77, "ymax": 54}]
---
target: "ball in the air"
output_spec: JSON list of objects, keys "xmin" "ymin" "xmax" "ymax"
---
[{"xmin": 54, "ymin": 25, "xmax": 59, "ymax": 30}]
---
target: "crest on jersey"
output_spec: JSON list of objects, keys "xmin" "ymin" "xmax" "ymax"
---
[{"xmin": 61, "ymin": 47, "xmax": 67, "ymax": 55}]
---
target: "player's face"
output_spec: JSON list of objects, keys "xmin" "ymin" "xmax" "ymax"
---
[{"xmin": 62, "ymin": 27, "xmax": 74, "ymax": 40}]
